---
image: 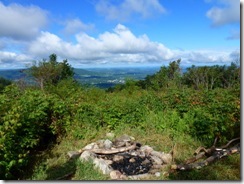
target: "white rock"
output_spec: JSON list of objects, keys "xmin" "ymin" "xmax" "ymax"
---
[
  {"xmin": 104, "ymin": 159, "xmax": 113, "ymax": 165},
  {"xmin": 140, "ymin": 145, "xmax": 154, "ymax": 155},
  {"xmin": 128, "ymin": 173, "xmax": 150, "ymax": 180},
  {"xmin": 104, "ymin": 139, "xmax": 113, "ymax": 149},
  {"xmin": 151, "ymin": 155, "xmax": 163, "ymax": 165},
  {"xmin": 160, "ymin": 153, "xmax": 172, "ymax": 164},
  {"xmin": 110, "ymin": 170, "xmax": 122, "ymax": 180},
  {"xmin": 67, "ymin": 151, "xmax": 80, "ymax": 159},
  {"xmin": 120, "ymin": 174, "xmax": 128, "ymax": 180},
  {"xmin": 113, "ymin": 155, "xmax": 124, "ymax": 162},
  {"xmin": 83, "ymin": 142, "xmax": 99, "ymax": 150},
  {"xmin": 150, "ymin": 151, "xmax": 172, "ymax": 164},
  {"xmin": 79, "ymin": 150, "xmax": 95, "ymax": 161},
  {"xmin": 93, "ymin": 158, "xmax": 112, "ymax": 175},
  {"xmin": 155, "ymin": 172, "xmax": 161, "ymax": 177}
]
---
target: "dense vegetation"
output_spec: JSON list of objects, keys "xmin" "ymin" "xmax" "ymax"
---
[{"xmin": 0, "ymin": 54, "xmax": 240, "ymax": 180}]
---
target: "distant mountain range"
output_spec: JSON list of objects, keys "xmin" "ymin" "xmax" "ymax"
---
[{"xmin": 0, "ymin": 66, "xmax": 188, "ymax": 88}]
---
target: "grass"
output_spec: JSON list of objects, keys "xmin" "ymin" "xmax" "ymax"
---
[
  {"xmin": 169, "ymin": 154, "xmax": 240, "ymax": 180},
  {"xmin": 27, "ymin": 122, "xmax": 240, "ymax": 181}
]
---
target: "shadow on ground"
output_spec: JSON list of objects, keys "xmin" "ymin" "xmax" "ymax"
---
[{"xmin": 45, "ymin": 159, "xmax": 77, "ymax": 180}]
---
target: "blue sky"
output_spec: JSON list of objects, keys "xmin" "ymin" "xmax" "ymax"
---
[{"xmin": 0, "ymin": 0, "xmax": 240, "ymax": 68}]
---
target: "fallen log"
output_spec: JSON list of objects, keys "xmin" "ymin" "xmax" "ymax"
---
[{"xmin": 171, "ymin": 137, "xmax": 240, "ymax": 171}]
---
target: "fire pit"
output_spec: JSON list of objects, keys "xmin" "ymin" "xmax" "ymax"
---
[
  {"xmin": 110, "ymin": 153, "xmax": 153, "ymax": 175},
  {"xmin": 67, "ymin": 134, "xmax": 173, "ymax": 180}
]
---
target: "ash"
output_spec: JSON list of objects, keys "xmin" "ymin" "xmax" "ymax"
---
[{"xmin": 110, "ymin": 153, "xmax": 153, "ymax": 175}]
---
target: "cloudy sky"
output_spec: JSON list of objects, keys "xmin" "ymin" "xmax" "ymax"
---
[{"xmin": 0, "ymin": 0, "xmax": 240, "ymax": 69}]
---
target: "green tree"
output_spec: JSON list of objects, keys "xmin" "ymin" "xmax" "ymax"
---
[
  {"xmin": 137, "ymin": 59, "xmax": 182, "ymax": 90},
  {"xmin": 28, "ymin": 54, "xmax": 74, "ymax": 90},
  {"xmin": 0, "ymin": 77, "xmax": 12, "ymax": 92},
  {"xmin": 183, "ymin": 63, "xmax": 240, "ymax": 90}
]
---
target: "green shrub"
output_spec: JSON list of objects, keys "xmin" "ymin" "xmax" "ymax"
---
[{"xmin": 0, "ymin": 87, "xmax": 71, "ymax": 179}]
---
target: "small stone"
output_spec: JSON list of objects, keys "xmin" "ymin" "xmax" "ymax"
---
[
  {"xmin": 93, "ymin": 158, "xmax": 112, "ymax": 175},
  {"xmin": 83, "ymin": 142, "xmax": 99, "ymax": 150},
  {"xmin": 110, "ymin": 170, "xmax": 122, "ymax": 180},
  {"xmin": 120, "ymin": 174, "xmax": 128, "ymax": 180},
  {"xmin": 141, "ymin": 158, "xmax": 151, "ymax": 165},
  {"xmin": 140, "ymin": 145, "xmax": 154, "ymax": 155},
  {"xmin": 96, "ymin": 139, "xmax": 113, "ymax": 149},
  {"xmin": 129, "ymin": 150, "xmax": 138, "ymax": 156},
  {"xmin": 104, "ymin": 139, "xmax": 113, "ymax": 149},
  {"xmin": 151, "ymin": 164, "xmax": 166, "ymax": 169},
  {"xmin": 67, "ymin": 151, "xmax": 80, "ymax": 159},
  {"xmin": 137, "ymin": 150, "xmax": 146, "ymax": 157},
  {"xmin": 113, "ymin": 155, "xmax": 124, "ymax": 162},
  {"xmin": 160, "ymin": 153, "xmax": 173, "ymax": 164},
  {"xmin": 150, "ymin": 151, "xmax": 172, "ymax": 164},
  {"xmin": 128, "ymin": 173, "xmax": 150, "ymax": 180},
  {"xmin": 104, "ymin": 159, "xmax": 113, "ymax": 165},
  {"xmin": 79, "ymin": 150, "xmax": 95, "ymax": 161},
  {"xmin": 155, "ymin": 172, "xmax": 161, "ymax": 177},
  {"xmin": 129, "ymin": 158, "xmax": 136, "ymax": 163},
  {"xmin": 151, "ymin": 155, "xmax": 163, "ymax": 165},
  {"xmin": 113, "ymin": 134, "xmax": 133, "ymax": 147}
]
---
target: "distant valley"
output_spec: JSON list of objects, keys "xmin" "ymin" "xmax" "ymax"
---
[{"xmin": 0, "ymin": 67, "xmax": 163, "ymax": 89}]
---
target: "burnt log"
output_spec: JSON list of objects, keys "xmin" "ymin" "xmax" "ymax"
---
[{"xmin": 171, "ymin": 141, "xmax": 240, "ymax": 171}]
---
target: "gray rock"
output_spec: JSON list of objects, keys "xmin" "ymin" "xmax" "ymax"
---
[
  {"xmin": 113, "ymin": 134, "xmax": 134, "ymax": 147},
  {"xmin": 140, "ymin": 145, "xmax": 154, "ymax": 155},
  {"xmin": 141, "ymin": 158, "xmax": 151, "ymax": 165},
  {"xmin": 128, "ymin": 173, "xmax": 151, "ymax": 180},
  {"xmin": 151, "ymin": 164, "xmax": 166, "ymax": 169},
  {"xmin": 150, "ymin": 150, "xmax": 172, "ymax": 164},
  {"xmin": 83, "ymin": 142, "xmax": 99, "ymax": 150},
  {"xmin": 151, "ymin": 155, "xmax": 163, "ymax": 165},
  {"xmin": 67, "ymin": 151, "xmax": 81, "ymax": 159},
  {"xmin": 110, "ymin": 170, "xmax": 122, "ymax": 180},
  {"xmin": 79, "ymin": 150, "xmax": 95, "ymax": 161},
  {"xmin": 160, "ymin": 153, "xmax": 172, "ymax": 164},
  {"xmin": 93, "ymin": 158, "xmax": 112, "ymax": 175},
  {"xmin": 129, "ymin": 157, "xmax": 136, "ymax": 163},
  {"xmin": 113, "ymin": 155, "xmax": 124, "ymax": 162},
  {"xmin": 155, "ymin": 172, "xmax": 161, "ymax": 177},
  {"xmin": 104, "ymin": 139, "xmax": 113, "ymax": 149}
]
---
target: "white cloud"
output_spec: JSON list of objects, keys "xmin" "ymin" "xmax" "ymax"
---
[
  {"xmin": 0, "ymin": 51, "xmax": 32, "ymax": 68},
  {"xmin": 28, "ymin": 24, "xmax": 174, "ymax": 64},
  {"xmin": 206, "ymin": 0, "xmax": 240, "ymax": 26},
  {"xmin": 95, "ymin": 0, "xmax": 166, "ymax": 21},
  {"xmin": 174, "ymin": 49, "xmax": 239, "ymax": 65},
  {"xmin": 26, "ymin": 24, "xmax": 239, "ymax": 67},
  {"xmin": 1, "ymin": 24, "xmax": 239, "ymax": 68},
  {"xmin": 62, "ymin": 18, "xmax": 94, "ymax": 35},
  {"xmin": 0, "ymin": 2, "xmax": 48, "ymax": 40}
]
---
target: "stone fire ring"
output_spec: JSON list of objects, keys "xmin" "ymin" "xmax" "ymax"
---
[{"xmin": 67, "ymin": 134, "xmax": 173, "ymax": 180}]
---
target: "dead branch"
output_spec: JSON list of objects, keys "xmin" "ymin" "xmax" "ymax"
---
[
  {"xmin": 220, "ymin": 137, "xmax": 240, "ymax": 149},
  {"xmin": 79, "ymin": 143, "xmax": 138, "ymax": 155},
  {"xmin": 171, "ymin": 137, "xmax": 240, "ymax": 171}
]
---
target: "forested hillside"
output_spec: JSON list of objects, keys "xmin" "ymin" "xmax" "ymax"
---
[{"xmin": 0, "ymin": 54, "xmax": 240, "ymax": 180}]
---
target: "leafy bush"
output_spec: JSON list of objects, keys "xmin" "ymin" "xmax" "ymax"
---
[{"xmin": 0, "ymin": 86, "xmax": 71, "ymax": 179}]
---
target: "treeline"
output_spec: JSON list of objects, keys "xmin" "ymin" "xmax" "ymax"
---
[
  {"xmin": 0, "ymin": 54, "xmax": 240, "ymax": 179},
  {"xmin": 110, "ymin": 58, "xmax": 240, "ymax": 91}
]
